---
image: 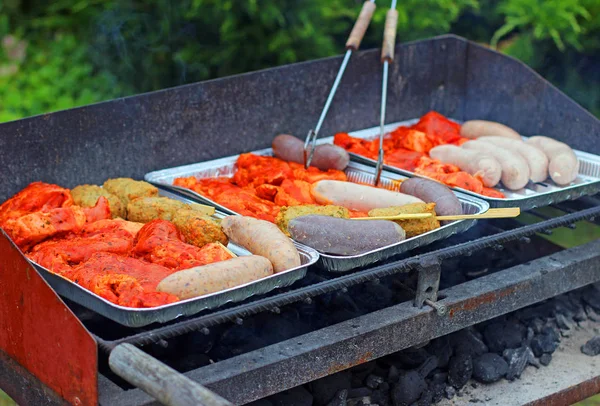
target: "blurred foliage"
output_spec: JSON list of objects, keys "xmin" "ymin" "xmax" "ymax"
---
[{"xmin": 0, "ymin": 0, "xmax": 599, "ymax": 122}]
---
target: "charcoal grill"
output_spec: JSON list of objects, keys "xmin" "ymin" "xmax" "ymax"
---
[{"xmin": 1, "ymin": 35, "xmax": 599, "ymax": 406}]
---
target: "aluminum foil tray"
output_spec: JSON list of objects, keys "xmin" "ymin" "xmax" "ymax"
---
[
  {"xmin": 321, "ymin": 119, "xmax": 600, "ymax": 210},
  {"xmin": 29, "ymin": 190, "xmax": 318, "ymax": 328},
  {"xmin": 145, "ymin": 150, "xmax": 490, "ymax": 273}
]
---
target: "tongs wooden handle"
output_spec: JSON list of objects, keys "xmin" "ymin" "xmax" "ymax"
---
[
  {"xmin": 374, "ymin": 1, "xmax": 399, "ymax": 186},
  {"xmin": 381, "ymin": 6, "xmax": 399, "ymax": 61},
  {"xmin": 304, "ymin": 1, "xmax": 377, "ymax": 169},
  {"xmin": 353, "ymin": 207, "xmax": 521, "ymax": 221},
  {"xmin": 346, "ymin": 1, "xmax": 377, "ymax": 50}
]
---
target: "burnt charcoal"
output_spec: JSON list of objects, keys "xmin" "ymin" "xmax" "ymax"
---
[
  {"xmin": 530, "ymin": 333, "xmax": 559, "ymax": 357},
  {"xmin": 472, "ymin": 353, "xmax": 508, "ymax": 383},
  {"xmin": 561, "ymin": 329, "xmax": 573, "ymax": 338},
  {"xmin": 448, "ymin": 354, "xmax": 472, "ymax": 390},
  {"xmin": 346, "ymin": 398, "xmax": 370, "ymax": 406},
  {"xmin": 503, "ymin": 347, "xmax": 531, "ymax": 381},
  {"xmin": 394, "ymin": 348, "xmax": 430, "ymax": 369},
  {"xmin": 327, "ymin": 389, "xmax": 348, "ymax": 406},
  {"xmin": 542, "ymin": 325, "xmax": 560, "ymax": 342},
  {"xmin": 391, "ymin": 371, "xmax": 426, "ymax": 406},
  {"xmin": 380, "ymin": 382, "xmax": 390, "ymax": 392},
  {"xmin": 444, "ymin": 386, "xmax": 456, "ymax": 400},
  {"xmin": 582, "ymin": 285, "xmax": 600, "ymax": 311},
  {"xmin": 555, "ymin": 314, "xmax": 574, "ymax": 330},
  {"xmin": 416, "ymin": 357, "xmax": 438, "ymax": 379},
  {"xmin": 451, "ymin": 329, "xmax": 488, "ymax": 358},
  {"xmin": 310, "ymin": 371, "xmax": 352, "ymax": 405},
  {"xmin": 573, "ymin": 307, "xmax": 587, "ymax": 322},
  {"xmin": 352, "ymin": 375, "xmax": 366, "ymax": 389},
  {"xmin": 553, "ymin": 296, "xmax": 578, "ymax": 317},
  {"xmin": 212, "ymin": 322, "xmax": 266, "ymax": 359},
  {"xmin": 581, "ymin": 336, "xmax": 600, "ymax": 356},
  {"xmin": 352, "ymin": 282, "xmax": 394, "ymax": 313},
  {"xmin": 530, "ymin": 318, "xmax": 546, "ymax": 334},
  {"xmin": 427, "ymin": 336, "xmax": 452, "ymax": 368},
  {"xmin": 351, "ymin": 362, "xmax": 377, "ymax": 382},
  {"xmin": 417, "ymin": 389, "xmax": 433, "ymax": 406},
  {"xmin": 372, "ymin": 364, "xmax": 389, "ymax": 379},
  {"xmin": 247, "ymin": 399, "xmax": 274, "ymax": 406},
  {"xmin": 540, "ymin": 353, "xmax": 552, "ymax": 366},
  {"xmin": 372, "ymin": 388, "xmax": 392, "ymax": 406},
  {"xmin": 585, "ymin": 305, "xmax": 600, "ymax": 322},
  {"xmin": 366, "ymin": 375, "xmax": 384, "ymax": 390},
  {"xmin": 387, "ymin": 366, "xmax": 400, "ymax": 383},
  {"xmin": 515, "ymin": 305, "xmax": 552, "ymax": 321},
  {"xmin": 270, "ymin": 386, "xmax": 313, "ymax": 406},
  {"xmin": 348, "ymin": 388, "xmax": 372, "ymax": 398},
  {"xmin": 432, "ymin": 372, "xmax": 448, "ymax": 384},
  {"xmin": 526, "ymin": 327, "xmax": 535, "ymax": 344},
  {"xmin": 430, "ymin": 381, "xmax": 446, "ymax": 403},
  {"xmin": 483, "ymin": 321, "xmax": 525, "ymax": 353}
]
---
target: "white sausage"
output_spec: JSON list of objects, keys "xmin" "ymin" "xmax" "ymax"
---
[
  {"xmin": 156, "ymin": 256, "xmax": 273, "ymax": 299},
  {"xmin": 429, "ymin": 145, "xmax": 502, "ymax": 187},
  {"xmin": 462, "ymin": 140, "xmax": 530, "ymax": 190},
  {"xmin": 310, "ymin": 180, "xmax": 423, "ymax": 212},
  {"xmin": 461, "ymin": 120, "xmax": 521, "ymax": 140},
  {"xmin": 526, "ymin": 136, "xmax": 579, "ymax": 185},
  {"xmin": 478, "ymin": 136, "xmax": 549, "ymax": 183},
  {"xmin": 221, "ymin": 216, "xmax": 301, "ymax": 272}
]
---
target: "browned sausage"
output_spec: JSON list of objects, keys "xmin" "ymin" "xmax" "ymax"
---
[
  {"xmin": 400, "ymin": 178, "xmax": 462, "ymax": 216},
  {"xmin": 272, "ymin": 134, "xmax": 350, "ymax": 170}
]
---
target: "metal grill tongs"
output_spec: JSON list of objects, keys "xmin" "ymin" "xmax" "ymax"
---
[
  {"xmin": 303, "ymin": 0, "xmax": 377, "ymax": 168},
  {"xmin": 375, "ymin": 0, "xmax": 399, "ymax": 185}
]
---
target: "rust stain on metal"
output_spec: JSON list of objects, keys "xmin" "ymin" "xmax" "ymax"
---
[
  {"xmin": 326, "ymin": 352, "xmax": 373, "ymax": 375},
  {"xmin": 0, "ymin": 231, "xmax": 98, "ymax": 405},
  {"xmin": 524, "ymin": 375, "xmax": 600, "ymax": 406},
  {"xmin": 448, "ymin": 286, "xmax": 521, "ymax": 317}
]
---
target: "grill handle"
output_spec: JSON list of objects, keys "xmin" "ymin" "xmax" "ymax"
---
[
  {"xmin": 381, "ymin": 8, "xmax": 399, "ymax": 61},
  {"xmin": 109, "ymin": 343, "xmax": 232, "ymax": 406},
  {"xmin": 345, "ymin": 1, "xmax": 377, "ymax": 50}
]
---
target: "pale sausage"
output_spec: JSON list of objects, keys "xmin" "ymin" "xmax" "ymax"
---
[
  {"xmin": 461, "ymin": 120, "xmax": 521, "ymax": 140},
  {"xmin": 400, "ymin": 178, "xmax": 462, "ymax": 216},
  {"xmin": 429, "ymin": 145, "xmax": 502, "ymax": 187},
  {"xmin": 156, "ymin": 256, "xmax": 273, "ymax": 299},
  {"xmin": 478, "ymin": 136, "xmax": 549, "ymax": 183},
  {"xmin": 272, "ymin": 134, "xmax": 350, "ymax": 171},
  {"xmin": 288, "ymin": 215, "xmax": 406, "ymax": 255},
  {"xmin": 311, "ymin": 180, "xmax": 423, "ymax": 212},
  {"xmin": 526, "ymin": 136, "xmax": 579, "ymax": 185},
  {"xmin": 221, "ymin": 216, "xmax": 301, "ymax": 272},
  {"xmin": 462, "ymin": 140, "xmax": 530, "ymax": 190}
]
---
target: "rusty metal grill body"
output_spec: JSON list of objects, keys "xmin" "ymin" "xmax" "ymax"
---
[{"xmin": 0, "ymin": 35, "xmax": 599, "ymax": 406}]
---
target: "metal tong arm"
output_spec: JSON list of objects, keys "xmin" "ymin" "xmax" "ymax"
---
[
  {"xmin": 304, "ymin": 0, "xmax": 376, "ymax": 168},
  {"xmin": 374, "ymin": 2, "xmax": 399, "ymax": 185},
  {"xmin": 109, "ymin": 343, "xmax": 233, "ymax": 406}
]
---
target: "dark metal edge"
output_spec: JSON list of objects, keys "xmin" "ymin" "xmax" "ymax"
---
[{"xmin": 0, "ymin": 349, "xmax": 70, "ymax": 406}]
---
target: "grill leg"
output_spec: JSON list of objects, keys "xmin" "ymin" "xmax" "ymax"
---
[{"xmin": 414, "ymin": 260, "xmax": 445, "ymax": 316}]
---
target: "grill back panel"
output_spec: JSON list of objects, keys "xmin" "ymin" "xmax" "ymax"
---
[{"xmin": 0, "ymin": 35, "xmax": 598, "ymax": 201}]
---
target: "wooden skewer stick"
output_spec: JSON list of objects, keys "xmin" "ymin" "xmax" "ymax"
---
[
  {"xmin": 216, "ymin": 242, "xmax": 238, "ymax": 258},
  {"xmin": 353, "ymin": 207, "xmax": 521, "ymax": 221}
]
